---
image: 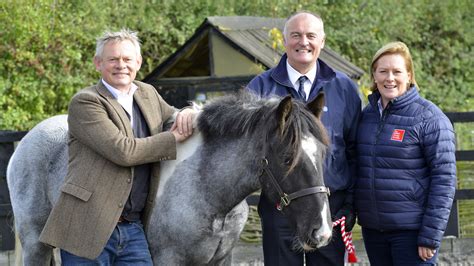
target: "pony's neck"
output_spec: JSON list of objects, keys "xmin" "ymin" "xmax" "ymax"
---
[
  {"xmin": 199, "ymin": 137, "xmax": 262, "ymax": 213},
  {"xmin": 157, "ymin": 132, "xmax": 262, "ymax": 215}
]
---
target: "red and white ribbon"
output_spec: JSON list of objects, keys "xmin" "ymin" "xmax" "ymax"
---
[{"xmin": 333, "ymin": 216, "xmax": 358, "ymax": 263}]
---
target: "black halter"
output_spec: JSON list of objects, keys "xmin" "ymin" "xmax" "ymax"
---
[{"xmin": 259, "ymin": 158, "xmax": 330, "ymax": 211}]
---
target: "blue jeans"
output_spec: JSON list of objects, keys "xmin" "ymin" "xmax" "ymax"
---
[
  {"xmin": 362, "ymin": 227, "xmax": 439, "ymax": 266},
  {"xmin": 61, "ymin": 221, "xmax": 152, "ymax": 265}
]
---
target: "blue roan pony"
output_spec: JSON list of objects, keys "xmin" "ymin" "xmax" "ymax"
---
[{"xmin": 7, "ymin": 92, "xmax": 332, "ymax": 265}]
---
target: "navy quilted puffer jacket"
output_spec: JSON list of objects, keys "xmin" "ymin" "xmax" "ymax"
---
[{"xmin": 354, "ymin": 87, "xmax": 456, "ymax": 249}]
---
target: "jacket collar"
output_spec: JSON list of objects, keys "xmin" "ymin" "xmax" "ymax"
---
[
  {"xmin": 270, "ymin": 53, "xmax": 337, "ymax": 92},
  {"xmin": 369, "ymin": 86, "xmax": 420, "ymax": 110},
  {"xmin": 133, "ymin": 83, "xmax": 159, "ymax": 135},
  {"xmin": 96, "ymin": 80, "xmax": 157, "ymax": 136}
]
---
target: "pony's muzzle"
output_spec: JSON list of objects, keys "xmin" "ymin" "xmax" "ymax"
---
[{"xmin": 312, "ymin": 228, "xmax": 332, "ymax": 248}]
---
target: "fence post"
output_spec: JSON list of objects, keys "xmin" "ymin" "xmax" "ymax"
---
[
  {"xmin": 444, "ymin": 112, "xmax": 474, "ymax": 238},
  {"xmin": 0, "ymin": 140, "xmax": 15, "ymax": 251},
  {"xmin": 0, "ymin": 130, "xmax": 27, "ymax": 251},
  {"xmin": 445, "ymin": 201, "xmax": 460, "ymax": 237}
]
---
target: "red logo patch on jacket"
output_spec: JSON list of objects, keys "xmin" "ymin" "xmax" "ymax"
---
[{"xmin": 391, "ymin": 129, "xmax": 405, "ymax": 142}]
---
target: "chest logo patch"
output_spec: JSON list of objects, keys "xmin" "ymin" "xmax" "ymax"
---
[{"xmin": 391, "ymin": 129, "xmax": 405, "ymax": 142}]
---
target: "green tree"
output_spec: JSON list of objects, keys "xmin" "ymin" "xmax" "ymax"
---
[{"xmin": 1, "ymin": 0, "xmax": 472, "ymax": 130}]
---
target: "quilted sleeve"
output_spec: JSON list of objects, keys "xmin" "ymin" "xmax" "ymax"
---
[{"xmin": 417, "ymin": 110, "xmax": 456, "ymax": 249}]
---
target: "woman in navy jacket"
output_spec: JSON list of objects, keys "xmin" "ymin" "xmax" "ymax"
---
[{"xmin": 354, "ymin": 42, "xmax": 456, "ymax": 265}]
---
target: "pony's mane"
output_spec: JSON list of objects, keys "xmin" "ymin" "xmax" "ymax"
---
[
  {"xmin": 197, "ymin": 92, "xmax": 329, "ymax": 150},
  {"xmin": 197, "ymin": 92, "xmax": 273, "ymax": 140}
]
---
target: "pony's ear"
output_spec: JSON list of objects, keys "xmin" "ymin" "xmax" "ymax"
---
[
  {"xmin": 307, "ymin": 92, "xmax": 325, "ymax": 119},
  {"xmin": 276, "ymin": 96, "xmax": 293, "ymax": 135}
]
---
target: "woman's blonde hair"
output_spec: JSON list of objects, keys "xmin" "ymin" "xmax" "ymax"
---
[{"xmin": 370, "ymin": 41, "xmax": 418, "ymax": 91}]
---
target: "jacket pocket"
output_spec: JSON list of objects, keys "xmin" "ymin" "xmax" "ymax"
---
[
  {"xmin": 412, "ymin": 179, "xmax": 427, "ymax": 206},
  {"xmin": 61, "ymin": 183, "xmax": 92, "ymax": 202}
]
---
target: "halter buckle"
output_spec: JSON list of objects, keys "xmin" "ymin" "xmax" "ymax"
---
[{"xmin": 277, "ymin": 193, "xmax": 290, "ymax": 211}]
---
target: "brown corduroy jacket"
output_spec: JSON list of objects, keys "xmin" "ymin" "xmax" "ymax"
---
[{"xmin": 39, "ymin": 80, "xmax": 177, "ymax": 259}]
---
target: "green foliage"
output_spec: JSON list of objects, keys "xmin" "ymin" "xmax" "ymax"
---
[
  {"xmin": 303, "ymin": 0, "xmax": 474, "ymax": 111},
  {"xmin": 0, "ymin": 1, "xmax": 99, "ymax": 129},
  {"xmin": 1, "ymin": 0, "xmax": 472, "ymax": 130}
]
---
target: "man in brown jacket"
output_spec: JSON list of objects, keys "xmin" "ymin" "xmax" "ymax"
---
[{"xmin": 39, "ymin": 29, "xmax": 195, "ymax": 264}]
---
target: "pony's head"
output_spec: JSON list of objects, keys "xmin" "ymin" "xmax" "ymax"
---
[
  {"xmin": 259, "ymin": 93, "xmax": 332, "ymax": 251},
  {"xmin": 197, "ymin": 91, "xmax": 332, "ymax": 250}
]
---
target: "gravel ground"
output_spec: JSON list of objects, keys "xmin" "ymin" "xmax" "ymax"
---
[
  {"xmin": 2, "ymin": 239, "xmax": 473, "ymax": 265},
  {"xmin": 232, "ymin": 239, "xmax": 474, "ymax": 266}
]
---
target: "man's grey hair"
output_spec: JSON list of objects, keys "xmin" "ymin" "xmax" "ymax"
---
[
  {"xmin": 95, "ymin": 29, "xmax": 141, "ymax": 58},
  {"xmin": 282, "ymin": 11, "xmax": 325, "ymax": 41}
]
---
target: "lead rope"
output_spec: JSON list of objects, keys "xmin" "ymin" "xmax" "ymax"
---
[{"xmin": 332, "ymin": 216, "xmax": 358, "ymax": 263}]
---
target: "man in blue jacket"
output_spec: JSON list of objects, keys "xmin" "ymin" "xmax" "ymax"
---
[{"xmin": 247, "ymin": 11, "xmax": 361, "ymax": 265}]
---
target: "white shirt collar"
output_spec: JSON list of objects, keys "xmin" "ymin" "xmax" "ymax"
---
[
  {"xmin": 102, "ymin": 79, "xmax": 137, "ymax": 98},
  {"xmin": 377, "ymin": 97, "xmax": 384, "ymax": 116},
  {"xmin": 286, "ymin": 61, "xmax": 317, "ymax": 100},
  {"xmin": 102, "ymin": 79, "xmax": 137, "ymax": 126}
]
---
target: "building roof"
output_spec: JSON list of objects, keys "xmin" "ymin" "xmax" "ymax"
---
[{"xmin": 144, "ymin": 16, "xmax": 364, "ymax": 83}]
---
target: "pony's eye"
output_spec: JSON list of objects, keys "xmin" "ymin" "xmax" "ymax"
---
[{"xmin": 284, "ymin": 157, "xmax": 293, "ymax": 165}]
